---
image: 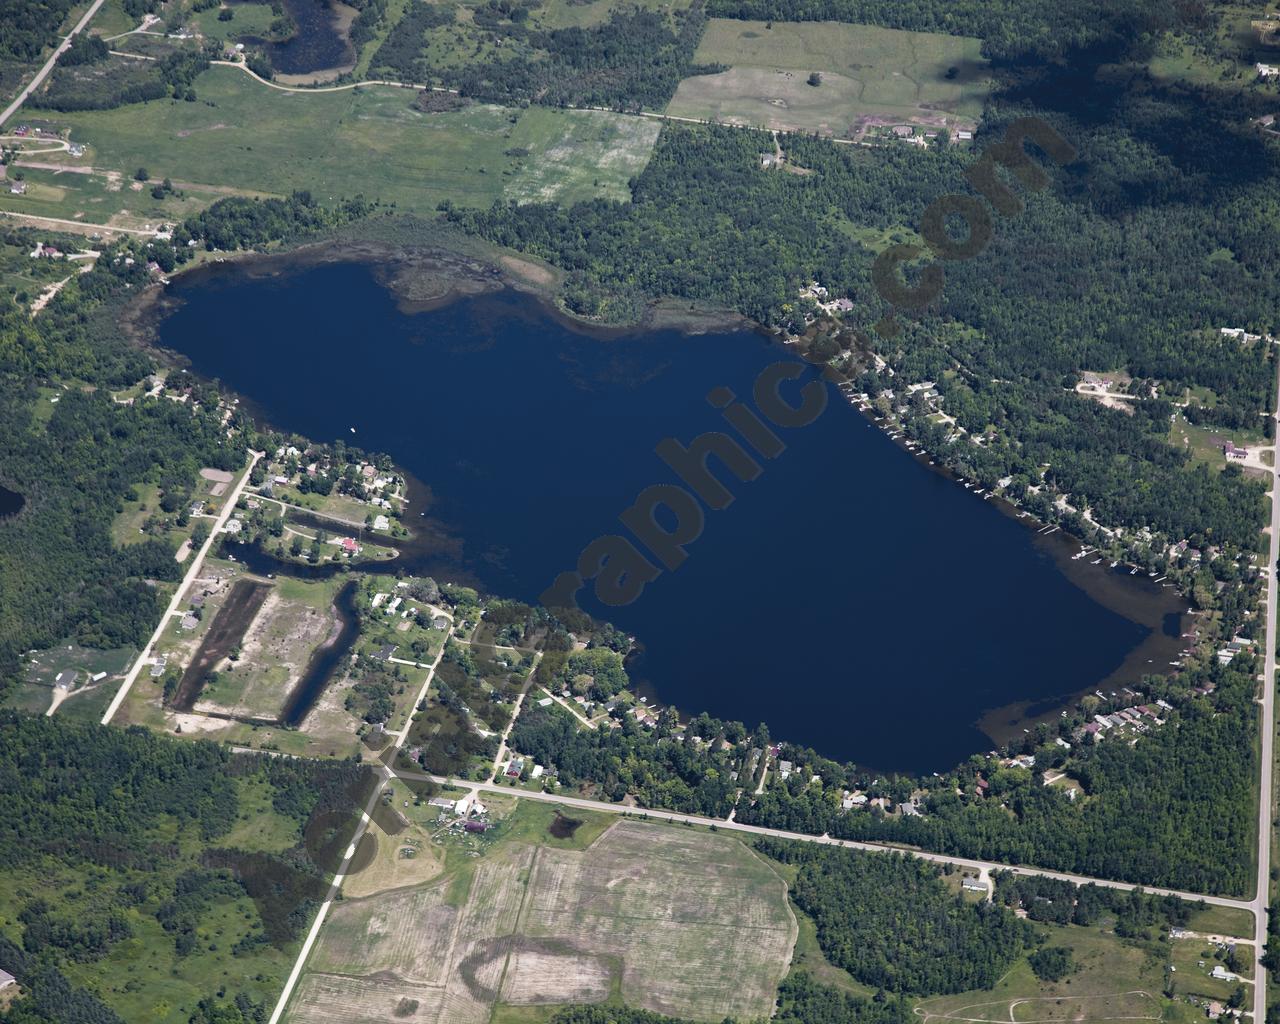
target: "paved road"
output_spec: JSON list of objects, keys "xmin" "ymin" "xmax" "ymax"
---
[
  {"xmin": 1251, "ymin": 361, "xmax": 1280, "ymax": 1024},
  {"xmin": 404, "ymin": 769, "xmax": 1253, "ymax": 911},
  {"xmin": 100, "ymin": 451, "xmax": 262, "ymax": 725},
  {"xmin": 0, "ymin": 0, "xmax": 111, "ymax": 129},
  {"xmin": 266, "ymin": 641, "xmax": 449, "ymax": 1024}
]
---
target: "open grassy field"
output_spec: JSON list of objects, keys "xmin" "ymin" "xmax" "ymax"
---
[
  {"xmin": 291, "ymin": 816, "xmax": 796, "ymax": 1023},
  {"xmin": 0, "ymin": 162, "xmax": 233, "ymax": 230},
  {"xmin": 667, "ymin": 19, "xmax": 989, "ymax": 137},
  {"xmin": 38, "ymin": 67, "xmax": 659, "ymax": 215},
  {"xmin": 917, "ymin": 925, "xmax": 1169, "ymax": 1024}
]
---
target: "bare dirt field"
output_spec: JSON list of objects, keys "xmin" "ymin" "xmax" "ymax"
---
[{"xmin": 290, "ymin": 819, "xmax": 796, "ymax": 1023}]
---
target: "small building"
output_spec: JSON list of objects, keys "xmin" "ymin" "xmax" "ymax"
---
[
  {"xmin": 1257, "ymin": 62, "xmax": 1280, "ymax": 79},
  {"xmin": 537, "ymin": 697, "xmax": 553, "ymax": 707},
  {"xmin": 432, "ymin": 615, "xmax": 449, "ymax": 630},
  {"xmin": 1224, "ymin": 442, "xmax": 1247, "ymax": 460},
  {"xmin": 463, "ymin": 820, "xmax": 488, "ymax": 833},
  {"xmin": 1211, "ymin": 965, "xmax": 1239, "ymax": 982},
  {"xmin": 54, "ymin": 670, "xmax": 75, "ymax": 690},
  {"xmin": 373, "ymin": 514, "xmax": 390, "ymax": 531},
  {"xmin": 181, "ymin": 614, "xmax": 199, "ymax": 631},
  {"xmin": 0, "ymin": 968, "xmax": 14, "ymax": 990},
  {"xmin": 9, "ymin": 180, "xmax": 26, "ymax": 195}
]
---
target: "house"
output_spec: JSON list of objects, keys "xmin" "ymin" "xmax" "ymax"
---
[
  {"xmin": 892, "ymin": 125, "xmax": 913, "ymax": 138},
  {"xmin": 68, "ymin": 143, "xmax": 85, "ymax": 157},
  {"xmin": 1257, "ymin": 62, "xmax": 1280, "ymax": 78},
  {"xmin": 530, "ymin": 764, "xmax": 544, "ymax": 778},
  {"xmin": 340, "ymin": 537, "xmax": 359, "ymax": 554},
  {"xmin": 961, "ymin": 877, "xmax": 987, "ymax": 892},
  {"xmin": 777, "ymin": 760, "xmax": 794, "ymax": 779},
  {"xmin": 0, "ymin": 968, "xmax": 14, "ymax": 990},
  {"xmin": 8, "ymin": 180, "xmax": 26, "ymax": 195},
  {"xmin": 373, "ymin": 514, "xmax": 390, "ymax": 531},
  {"xmin": 181, "ymin": 614, "xmax": 199, "ymax": 630},
  {"xmin": 223, "ymin": 517, "xmax": 242, "ymax": 534},
  {"xmin": 386, "ymin": 596, "xmax": 402, "ymax": 615},
  {"xmin": 54, "ymin": 670, "xmax": 75, "ymax": 689},
  {"xmin": 150, "ymin": 655, "xmax": 167, "ymax": 677},
  {"xmin": 537, "ymin": 697, "xmax": 553, "ymax": 707},
  {"xmin": 829, "ymin": 297, "xmax": 854, "ymax": 313},
  {"xmin": 432, "ymin": 615, "xmax": 449, "ymax": 630},
  {"xmin": 955, "ymin": 130, "xmax": 974, "ymax": 141},
  {"xmin": 371, "ymin": 643, "xmax": 397, "ymax": 662},
  {"xmin": 761, "ymin": 153, "xmax": 779, "ymax": 168},
  {"xmin": 1211, "ymin": 965, "xmax": 1239, "ymax": 982},
  {"xmin": 371, "ymin": 592, "xmax": 389, "ymax": 608},
  {"xmin": 1224, "ymin": 442, "xmax": 1247, "ymax": 460}
]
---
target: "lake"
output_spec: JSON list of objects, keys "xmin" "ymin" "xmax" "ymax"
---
[
  {"xmin": 157, "ymin": 257, "xmax": 1186, "ymax": 773},
  {"xmin": 0, "ymin": 484, "xmax": 24, "ymax": 518},
  {"xmin": 249, "ymin": 0, "xmax": 353, "ymax": 76}
]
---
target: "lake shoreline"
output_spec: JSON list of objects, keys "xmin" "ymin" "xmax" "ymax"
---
[{"xmin": 135, "ymin": 245, "xmax": 1194, "ymax": 772}]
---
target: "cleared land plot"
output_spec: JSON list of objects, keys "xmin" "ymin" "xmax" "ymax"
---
[
  {"xmin": 196, "ymin": 580, "xmax": 340, "ymax": 719},
  {"xmin": 668, "ymin": 20, "xmax": 988, "ymax": 136},
  {"xmin": 294, "ymin": 819, "xmax": 795, "ymax": 1023},
  {"xmin": 42, "ymin": 69, "xmax": 658, "ymax": 213},
  {"xmin": 518, "ymin": 823, "xmax": 795, "ymax": 1019}
]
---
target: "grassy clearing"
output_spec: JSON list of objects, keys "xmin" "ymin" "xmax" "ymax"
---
[
  {"xmin": 667, "ymin": 19, "xmax": 988, "ymax": 136},
  {"xmin": 41, "ymin": 68, "xmax": 657, "ymax": 214},
  {"xmin": 1150, "ymin": 4, "xmax": 1280, "ymax": 90},
  {"xmin": 916, "ymin": 925, "xmax": 1167, "ymax": 1024},
  {"xmin": 88, "ymin": 0, "xmax": 142, "ymax": 38},
  {"xmin": 0, "ymin": 164, "xmax": 228, "ymax": 230},
  {"xmin": 1187, "ymin": 905, "xmax": 1256, "ymax": 939}
]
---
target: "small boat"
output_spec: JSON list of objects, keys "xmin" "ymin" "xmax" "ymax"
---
[{"xmin": 350, "ymin": 427, "xmax": 356, "ymax": 434}]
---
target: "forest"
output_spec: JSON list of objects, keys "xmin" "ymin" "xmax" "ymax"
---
[
  {"xmin": 447, "ymin": 36, "xmax": 1280, "ymax": 551},
  {"xmin": 0, "ymin": 0, "xmax": 81, "ymax": 62},
  {"xmin": 0, "ymin": 714, "xmax": 366, "ymax": 1023},
  {"xmin": 756, "ymin": 841, "xmax": 1035, "ymax": 994},
  {"xmin": 371, "ymin": 0, "xmax": 717, "ymax": 108}
]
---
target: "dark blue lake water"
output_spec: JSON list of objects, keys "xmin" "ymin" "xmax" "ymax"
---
[
  {"xmin": 158, "ymin": 258, "xmax": 1182, "ymax": 772},
  {"xmin": 247, "ymin": 0, "xmax": 351, "ymax": 75},
  {"xmin": 0, "ymin": 485, "xmax": 22, "ymax": 518}
]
